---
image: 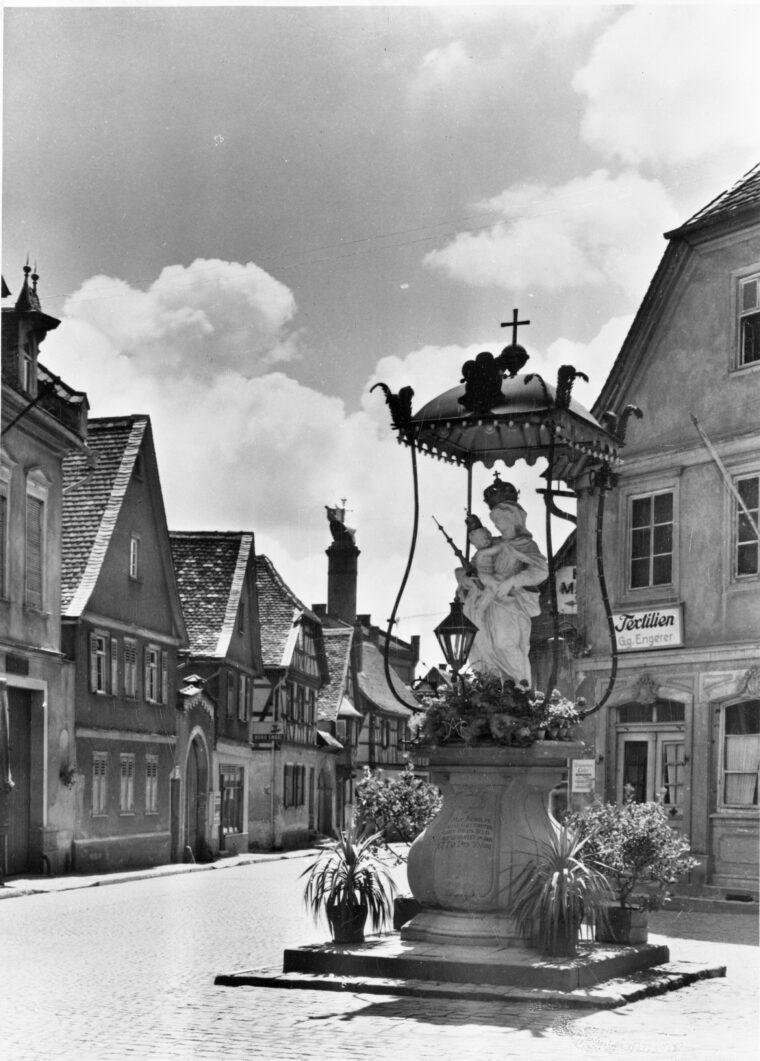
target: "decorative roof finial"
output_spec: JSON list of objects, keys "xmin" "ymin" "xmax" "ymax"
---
[{"xmin": 497, "ymin": 308, "xmax": 530, "ymax": 378}]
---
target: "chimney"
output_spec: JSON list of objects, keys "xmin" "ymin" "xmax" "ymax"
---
[
  {"xmin": 312, "ymin": 603, "xmax": 327, "ymax": 619},
  {"xmin": 410, "ymin": 635, "xmax": 420, "ymax": 669},
  {"xmin": 325, "ymin": 505, "xmax": 360, "ymax": 623},
  {"xmin": 327, "ymin": 539, "xmax": 359, "ymax": 622}
]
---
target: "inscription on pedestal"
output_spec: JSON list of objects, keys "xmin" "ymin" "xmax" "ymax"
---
[
  {"xmin": 438, "ymin": 814, "xmax": 494, "ymax": 851},
  {"xmin": 433, "ymin": 790, "xmax": 499, "ymax": 906}
]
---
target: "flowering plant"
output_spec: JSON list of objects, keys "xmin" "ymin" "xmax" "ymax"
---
[
  {"xmin": 355, "ymin": 763, "xmax": 442, "ymax": 844},
  {"xmin": 567, "ymin": 792, "xmax": 699, "ymax": 909},
  {"xmin": 542, "ymin": 690, "xmax": 582, "ymax": 730},
  {"xmin": 417, "ymin": 672, "xmax": 583, "ymax": 747}
]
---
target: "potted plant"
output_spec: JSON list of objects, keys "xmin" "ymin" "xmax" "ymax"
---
[
  {"xmin": 542, "ymin": 690, "xmax": 582, "ymax": 740},
  {"xmin": 509, "ymin": 822, "xmax": 612, "ymax": 958},
  {"xmin": 301, "ymin": 820, "xmax": 398, "ymax": 944},
  {"xmin": 568, "ymin": 793, "xmax": 699, "ymax": 944},
  {"xmin": 417, "ymin": 672, "xmax": 582, "ymax": 748}
]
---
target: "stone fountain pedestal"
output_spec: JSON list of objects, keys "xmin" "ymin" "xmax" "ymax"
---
[
  {"xmin": 249, "ymin": 740, "xmax": 699, "ymax": 1001},
  {"xmin": 402, "ymin": 740, "xmax": 583, "ymax": 945}
]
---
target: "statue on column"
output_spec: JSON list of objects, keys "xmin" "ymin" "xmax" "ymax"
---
[{"xmin": 454, "ymin": 475, "xmax": 548, "ymax": 687}]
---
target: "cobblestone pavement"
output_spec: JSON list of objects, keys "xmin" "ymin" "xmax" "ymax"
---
[{"xmin": 0, "ymin": 858, "xmax": 757, "ymax": 1061}]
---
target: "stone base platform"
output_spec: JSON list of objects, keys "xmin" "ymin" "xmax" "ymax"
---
[{"xmin": 214, "ymin": 934, "xmax": 726, "ymax": 1008}]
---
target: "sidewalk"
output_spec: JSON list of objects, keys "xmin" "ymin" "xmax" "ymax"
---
[{"xmin": 0, "ymin": 846, "xmax": 317, "ymax": 899}]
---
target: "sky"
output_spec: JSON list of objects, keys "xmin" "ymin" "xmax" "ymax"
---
[{"xmin": 3, "ymin": 2, "xmax": 760, "ymax": 676}]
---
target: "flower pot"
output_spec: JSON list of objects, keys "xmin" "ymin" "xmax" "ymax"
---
[
  {"xmin": 327, "ymin": 902, "xmax": 368, "ymax": 943},
  {"xmin": 547, "ymin": 917, "xmax": 581, "ymax": 958},
  {"xmin": 596, "ymin": 906, "xmax": 648, "ymax": 945}
]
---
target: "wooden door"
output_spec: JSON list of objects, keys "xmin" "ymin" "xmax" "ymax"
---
[{"xmin": 6, "ymin": 691, "xmax": 31, "ymax": 874}]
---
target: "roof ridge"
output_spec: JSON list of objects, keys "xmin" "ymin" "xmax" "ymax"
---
[
  {"xmin": 87, "ymin": 414, "xmax": 150, "ymax": 426},
  {"xmin": 256, "ymin": 554, "xmax": 307, "ymax": 613},
  {"xmin": 668, "ymin": 160, "xmax": 760, "ymax": 236},
  {"xmin": 215, "ymin": 534, "xmax": 254, "ymax": 657},
  {"xmin": 169, "ymin": 529, "xmax": 251, "ymax": 540}
]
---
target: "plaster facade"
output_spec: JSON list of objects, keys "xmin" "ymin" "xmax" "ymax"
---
[{"xmin": 575, "ymin": 167, "xmax": 760, "ymax": 892}]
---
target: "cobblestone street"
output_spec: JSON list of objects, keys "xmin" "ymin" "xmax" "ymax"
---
[{"xmin": 1, "ymin": 857, "xmax": 757, "ymax": 1061}]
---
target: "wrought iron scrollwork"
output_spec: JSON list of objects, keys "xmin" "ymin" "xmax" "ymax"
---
[{"xmin": 370, "ymin": 383, "xmax": 415, "ymax": 431}]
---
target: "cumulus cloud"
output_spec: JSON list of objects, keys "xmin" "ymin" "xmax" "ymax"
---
[
  {"xmin": 42, "ymin": 257, "xmax": 630, "ymax": 673},
  {"xmin": 574, "ymin": 7, "xmax": 760, "ymax": 174},
  {"xmin": 60, "ymin": 259, "xmax": 298, "ymax": 382},
  {"xmin": 423, "ymin": 170, "xmax": 680, "ymax": 302}
]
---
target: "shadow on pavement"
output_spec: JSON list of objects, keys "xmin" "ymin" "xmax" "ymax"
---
[{"xmin": 649, "ymin": 910, "xmax": 759, "ymax": 946}]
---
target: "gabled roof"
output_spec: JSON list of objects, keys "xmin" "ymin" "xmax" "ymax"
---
[
  {"xmin": 593, "ymin": 162, "xmax": 760, "ymax": 422},
  {"xmin": 358, "ymin": 640, "xmax": 417, "ymax": 717},
  {"xmin": 169, "ymin": 531, "xmax": 254, "ymax": 657},
  {"xmin": 666, "ymin": 162, "xmax": 760, "ymax": 239},
  {"xmin": 61, "ymin": 416, "xmax": 146, "ymax": 615},
  {"xmin": 255, "ymin": 554, "xmax": 322, "ymax": 669},
  {"xmin": 318, "ymin": 627, "xmax": 354, "ymax": 723}
]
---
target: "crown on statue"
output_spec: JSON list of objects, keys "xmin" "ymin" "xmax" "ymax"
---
[{"xmin": 483, "ymin": 473, "xmax": 519, "ymax": 509}]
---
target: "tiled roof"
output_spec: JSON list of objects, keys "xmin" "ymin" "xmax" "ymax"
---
[
  {"xmin": 317, "ymin": 627, "xmax": 354, "ymax": 722},
  {"xmin": 668, "ymin": 162, "xmax": 760, "ymax": 237},
  {"xmin": 169, "ymin": 532, "xmax": 253, "ymax": 656},
  {"xmin": 358, "ymin": 641, "xmax": 418, "ymax": 717},
  {"xmin": 255, "ymin": 555, "xmax": 308, "ymax": 667},
  {"xmin": 61, "ymin": 416, "xmax": 147, "ymax": 615}
]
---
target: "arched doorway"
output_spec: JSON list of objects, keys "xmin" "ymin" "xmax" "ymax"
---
[
  {"xmin": 317, "ymin": 767, "xmax": 333, "ymax": 837},
  {"xmin": 184, "ymin": 735, "xmax": 209, "ymax": 861}
]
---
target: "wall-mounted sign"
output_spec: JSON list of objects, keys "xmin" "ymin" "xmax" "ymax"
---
[
  {"xmin": 556, "ymin": 565, "xmax": 577, "ymax": 615},
  {"xmin": 571, "ymin": 759, "xmax": 596, "ymax": 794},
  {"xmin": 251, "ymin": 722, "xmax": 283, "ymax": 745},
  {"xmin": 612, "ymin": 605, "xmax": 683, "ymax": 652}
]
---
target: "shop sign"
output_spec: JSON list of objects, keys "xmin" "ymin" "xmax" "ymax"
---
[
  {"xmin": 612, "ymin": 605, "xmax": 683, "ymax": 652},
  {"xmin": 556, "ymin": 565, "xmax": 577, "ymax": 614},
  {"xmin": 571, "ymin": 759, "xmax": 596, "ymax": 794}
]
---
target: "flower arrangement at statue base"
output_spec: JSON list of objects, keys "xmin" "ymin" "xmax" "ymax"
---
[{"xmin": 412, "ymin": 672, "xmax": 584, "ymax": 748}]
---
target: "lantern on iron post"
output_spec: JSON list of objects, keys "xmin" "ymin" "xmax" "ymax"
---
[
  {"xmin": 373, "ymin": 309, "xmax": 637, "ymax": 717},
  {"xmin": 433, "ymin": 599, "xmax": 478, "ymax": 679}
]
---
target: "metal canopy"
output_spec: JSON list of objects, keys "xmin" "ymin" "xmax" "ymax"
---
[{"xmin": 393, "ymin": 373, "xmax": 622, "ymax": 484}]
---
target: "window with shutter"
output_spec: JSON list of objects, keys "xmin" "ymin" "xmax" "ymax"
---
[
  {"xmin": 238, "ymin": 674, "xmax": 247, "ymax": 722},
  {"xmin": 111, "ymin": 639, "xmax": 119, "ymax": 695},
  {"xmin": 161, "ymin": 651, "xmax": 168, "ymax": 704},
  {"xmin": 90, "ymin": 633, "xmax": 108, "ymax": 693},
  {"xmin": 25, "ymin": 494, "xmax": 44, "ymax": 609},
  {"xmin": 92, "ymin": 753, "xmax": 108, "ymax": 815},
  {"xmin": 124, "ymin": 639, "xmax": 138, "ymax": 698},
  {"xmin": 145, "ymin": 755, "xmax": 159, "ymax": 813},
  {"xmin": 120, "ymin": 754, "xmax": 135, "ymax": 812},
  {"xmin": 145, "ymin": 646, "xmax": 160, "ymax": 702},
  {"xmin": 0, "ymin": 489, "xmax": 7, "ymax": 598}
]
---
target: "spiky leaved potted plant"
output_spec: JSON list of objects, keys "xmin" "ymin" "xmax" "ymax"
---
[
  {"xmin": 301, "ymin": 819, "xmax": 398, "ymax": 944},
  {"xmin": 509, "ymin": 822, "xmax": 612, "ymax": 958}
]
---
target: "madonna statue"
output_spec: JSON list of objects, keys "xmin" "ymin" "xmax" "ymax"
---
[{"xmin": 454, "ymin": 476, "xmax": 548, "ymax": 687}]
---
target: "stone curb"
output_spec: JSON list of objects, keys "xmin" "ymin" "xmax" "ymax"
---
[
  {"xmin": 0, "ymin": 848, "xmax": 317, "ymax": 900},
  {"xmin": 214, "ymin": 959, "xmax": 726, "ymax": 1009}
]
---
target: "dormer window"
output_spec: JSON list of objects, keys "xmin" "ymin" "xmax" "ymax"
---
[{"xmin": 739, "ymin": 273, "xmax": 760, "ymax": 367}]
